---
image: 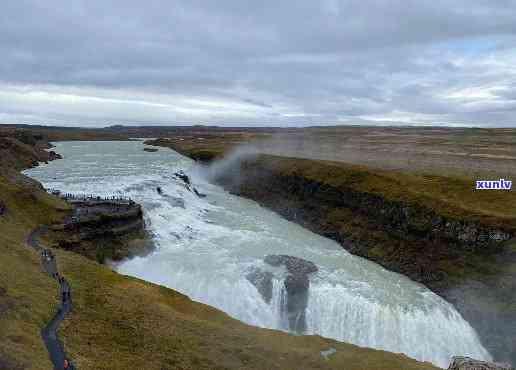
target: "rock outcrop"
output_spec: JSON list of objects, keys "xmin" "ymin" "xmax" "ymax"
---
[
  {"xmin": 48, "ymin": 150, "xmax": 62, "ymax": 161},
  {"xmin": 174, "ymin": 170, "xmax": 191, "ymax": 186},
  {"xmin": 0, "ymin": 130, "xmax": 62, "ymax": 172},
  {"xmin": 219, "ymin": 161, "xmax": 513, "ymax": 252},
  {"xmin": 246, "ymin": 255, "xmax": 319, "ymax": 333},
  {"xmin": 264, "ymin": 255, "xmax": 318, "ymax": 333},
  {"xmin": 246, "ymin": 268, "xmax": 274, "ymax": 304},
  {"xmin": 173, "ymin": 170, "xmax": 206, "ymax": 198},
  {"xmin": 50, "ymin": 195, "xmax": 150, "ymax": 263},
  {"xmin": 448, "ymin": 356, "xmax": 514, "ymax": 370}
]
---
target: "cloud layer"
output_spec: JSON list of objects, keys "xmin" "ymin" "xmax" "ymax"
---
[{"xmin": 1, "ymin": 0, "xmax": 516, "ymax": 126}]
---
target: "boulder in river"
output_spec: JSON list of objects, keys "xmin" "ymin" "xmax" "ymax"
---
[
  {"xmin": 447, "ymin": 356, "xmax": 514, "ymax": 370},
  {"xmin": 263, "ymin": 254, "xmax": 318, "ymax": 333},
  {"xmin": 174, "ymin": 170, "xmax": 206, "ymax": 198},
  {"xmin": 264, "ymin": 254, "xmax": 318, "ymax": 276},
  {"xmin": 194, "ymin": 188, "xmax": 206, "ymax": 198},
  {"xmin": 48, "ymin": 150, "xmax": 62, "ymax": 161},
  {"xmin": 174, "ymin": 170, "xmax": 191, "ymax": 186}
]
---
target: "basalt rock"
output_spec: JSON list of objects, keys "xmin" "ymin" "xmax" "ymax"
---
[
  {"xmin": 264, "ymin": 255, "xmax": 318, "ymax": 333},
  {"xmin": 48, "ymin": 151, "xmax": 62, "ymax": 161},
  {"xmin": 246, "ymin": 268, "xmax": 274, "ymax": 304},
  {"xmin": 264, "ymin": 254, "xmax": 318, "ymax": 276},
  {"xmin": 174, "ymin": 170, "xmax": 191, "ymax": 186},
  {"xmin": 194, "ymin": 188, "xmax": 207, "ymax": 198},
  {"xmin": 174, "ymin": 170, "xmax": 206, "ymax": 198},
  {"xmin": 217, "ymin": 160, "xmax": 513, "ymax": 252},
  {"xmin": 52, "ymin": 198, "xmax": 150, "ymax": 263},
  {"xmin": 447, "ymin": 356, "xmax": 514, "ymax": 370}
]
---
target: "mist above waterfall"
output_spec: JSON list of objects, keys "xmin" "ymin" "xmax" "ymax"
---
[{"xmin": 201, "ymin": 144, "xmax": 260, "ymax": 183}]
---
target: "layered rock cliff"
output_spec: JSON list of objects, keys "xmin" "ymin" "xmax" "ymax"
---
[{"xmin": 49, "ymin": 196, "xmax": 150, "ymax": 263}]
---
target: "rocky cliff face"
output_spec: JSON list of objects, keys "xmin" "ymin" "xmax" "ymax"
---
[
  {"xmin": 213, "ymin": 155, "xmax": 516, "ymax": 365},
  {"xmin": 50, "ymin": 197, "xmax": 150, "ymax": 263},
  {"xmin": 216, "ymin": 159, "xmax": 514, "ymax": 278},
  {"xmin": 0, "ymin": 130, "xmax": 61, "ymax": 171},
  {"xmin": 248, "ymin": 171, "xmax": 511, "ymax": 250},
  {"xmin": 447, "ymin": 356, "xmax": 514, "ymax": 370}
]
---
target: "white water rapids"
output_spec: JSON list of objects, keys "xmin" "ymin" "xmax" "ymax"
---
[{"xmin": 26, "ymin": 140, "xmax": 491, "ymax": 368}]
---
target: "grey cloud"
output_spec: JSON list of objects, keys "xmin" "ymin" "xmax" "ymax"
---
[{"xmin": 1, "ymin": 1, "xmax": 516, "ymax": 126}]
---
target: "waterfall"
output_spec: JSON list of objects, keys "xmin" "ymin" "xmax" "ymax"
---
[
  {"xmin": 305, "ymin": 280, "xmax": 491, "ymax": 368},
  {"xmin": 26, "ymin": 140, "xmax": 493, "ymax": 369},
  {"xmin": 270, "ymin": 278, "xmax": 289, "ymax": 331}
]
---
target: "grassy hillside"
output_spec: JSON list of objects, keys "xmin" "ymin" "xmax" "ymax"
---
[
  {"xmin": 250, "ymin": 155, "xmax": 516, "ymax": 230},
  {"xmin": 0, "ymin": 176, "xmax": 70, "ymax": 369},
  {"xmin": 0, "ymin": 126, "xmax": 130, "ymax": 143}
]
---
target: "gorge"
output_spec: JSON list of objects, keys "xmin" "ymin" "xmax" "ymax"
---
[{"xmin": 24, "ymin": 140, "xmax": 494, "ymax": 369}]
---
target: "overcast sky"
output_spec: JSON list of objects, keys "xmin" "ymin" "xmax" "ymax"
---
[{"xmin": 1, "ymin": 1, "xmax": 516, "ymax": 127}]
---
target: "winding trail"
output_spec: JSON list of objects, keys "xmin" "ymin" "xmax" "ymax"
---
[{"xmin": 27, "ymin": 227, "xmax": 76, "ymax": 370}]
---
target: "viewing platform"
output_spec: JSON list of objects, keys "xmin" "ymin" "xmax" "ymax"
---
[{"xmin": 44, "ymin": 188, "xmax": 149, "ymax": 262}]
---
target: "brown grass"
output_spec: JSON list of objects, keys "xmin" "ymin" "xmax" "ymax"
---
[{"xmin": 251, "ymin": 155, "xmax": 516, "ymax": 230}]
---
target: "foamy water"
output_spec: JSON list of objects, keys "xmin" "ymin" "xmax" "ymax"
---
[{"xmin": 25, "ymin": 140, "xmax": 491, "ymax": 368}]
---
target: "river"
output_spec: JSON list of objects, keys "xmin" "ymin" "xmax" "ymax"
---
[{"xmin": 25, "ymin": 140, "xmax": 491, "ymax": 368}]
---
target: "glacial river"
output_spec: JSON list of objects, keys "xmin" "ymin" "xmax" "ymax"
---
[{"xmin": 26, "ymin": 140, "xmax": 491, "ymax": 368}]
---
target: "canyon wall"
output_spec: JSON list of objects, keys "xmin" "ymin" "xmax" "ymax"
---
[{"xmin": 211, "ymin": 154, "xmax": 516, "ymax": 365}]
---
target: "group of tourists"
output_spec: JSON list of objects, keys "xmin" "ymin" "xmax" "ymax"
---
[
  {"xmin": 46, "ymin": 188, "xmax": 134, "ymax": 206},
  {"xmin": 40, "ymin": 248, "xmax": 75, "ymax": 370}
]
